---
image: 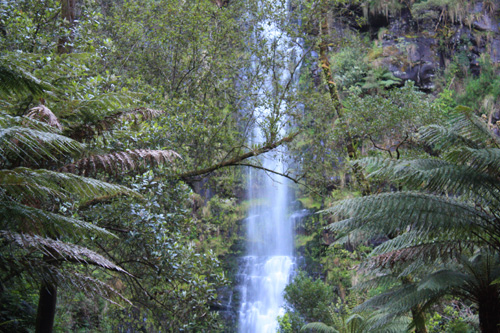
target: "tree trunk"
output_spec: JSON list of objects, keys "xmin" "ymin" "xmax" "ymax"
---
[
  {"xmin": 317, "ymin": 0, "xmax": 370, "ymax": 195},
  {"xmin": 57, "ymin": 0, "xmax": 76, "ymax": 54},
  {"xmin": 35, "ymin": 282, "xmax": 57, "ymax": 333},
  {"xmin": 478, "ymin": 290, "xmax": 500, "ymax": 333},
  {"xmin": 411, "ymin": 306, "xmax": 428, "ymax": 333}
]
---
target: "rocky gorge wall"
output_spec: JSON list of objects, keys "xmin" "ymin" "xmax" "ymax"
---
[{"xmin": 326, "ymin": 0, "xmax": 500, "ymax": 91}]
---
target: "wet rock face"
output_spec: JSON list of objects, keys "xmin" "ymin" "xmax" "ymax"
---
[
  {"xmin": 380, "ymin": 32, "xmax": 439, "ymax": 89},
  {"xmin": 351, "ymin": 2, "xmax": 500, "ymax": 88},
  {"xmin": 473, "ymin": 1, "xmax": 499, "ymax": 32}
]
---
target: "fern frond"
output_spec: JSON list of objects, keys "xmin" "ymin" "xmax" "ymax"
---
[
  {"xmin": 0, "ymin": 167, "xmax": 140, "ymax": 206},
  {"xmin": 0, "ymin": 64, "xmax": 49, "ymax": 98},
  {"xmin": 365, "ymin": 311, "xmax": 411, "ymax": 333},
  {"xmin": 361, "ymin": 157, "xmax": 499, "ymax": 201},
  {"xmin": 0, "ymin": 254, "xmax": 131, "ymax": 306},
  {"xmin": 60, "ymin": 149, "xmax": 181, "ymax": 176},
  {"xmin": 352, "ymin": 273, "xmax": 398, "ymax": 292},
  {"xmin": 75, "ymin": 93, "xmax": 134, "ymax": 117},
  {"xmin": 0, "ymin": 126, "xmax": 84, "ymax": 166},
  {"xmin": 300, "ymin": 322, "xmax": 339, "ymax": 332},
  {"xmin": 420, "ymin": 108, "xmax": 500, "ymax": 150},
  {"xmin": 360, "ymin": 229, "xmax": 478, "ymax": 273},
  {"xmin": 447, "ymin": 147, "xmax": 500, "ymax": 178},
  {"xmin": 325, "ymin": 192, "xmax": 486, "ymax": 235},
  {"xmin": 1, "ymin": 231, "xmax": 128, "ymax": 273},
  {"xmin": 355, "ymin": 283, "xmax": 443, "ymax": 316},
  {"xmin": 417, "ymin": 269, "xmax": 466, "ymax": 292},
  {"xmin": 26, "ymin": 104, "xmax": 62, "ymax": 130},
  {"xmin": 345, "ymin": 313, "xmax": 366, "ymax": 332},
  {"xmin": 0, "ymin": 114, "xmax": 60, "ymax": 133},
  {"xmin": 65, "ymin": 105, "xmax": 165, "ymax": 141},
  {"xmin": 367, "ymin": 240, "xmax": 472, "ymax": 272},
  {"xmin": 0, "ymin": 201, "xmax": 115, "ymax": 238},
  {"xmin": 67, "ymin": 271, "xmax": 132, "ymax": 306}
]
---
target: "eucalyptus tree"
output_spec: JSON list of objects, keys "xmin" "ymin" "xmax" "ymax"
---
[{"xmin": 325, "ymin": 107, "xmax": 500, "ymax": 332}]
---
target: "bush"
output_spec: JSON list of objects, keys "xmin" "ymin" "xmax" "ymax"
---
[{"xmin": 283, "ymin": 271, "xmax": 336, "ymax": 325}]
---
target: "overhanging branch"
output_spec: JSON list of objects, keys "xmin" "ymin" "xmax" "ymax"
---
[
  {"xmin": 176, "ymin": 131, "xmax": 300, "ymax": 181},
  {"xmin": 233, "ymin": 162, "xmax": 300, "ymax": 184}
]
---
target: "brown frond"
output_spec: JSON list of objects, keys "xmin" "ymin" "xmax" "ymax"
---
[
  {"xmin": 61, "ymin": 149, "xmax": 181, "ymax": 176},
  {"xmin": 67, "ymin": 107, "xmax": 165, "ymax": 141},
  {"xmin": 26, "ymin": 103, "xmax": 62, "ymax": 130}
]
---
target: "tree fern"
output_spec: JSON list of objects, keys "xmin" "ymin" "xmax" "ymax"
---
[
  {"xmin": 324, "ymin": 107, "xmax": 500, "ymax": 331},
  {"xmin": 420, "ymin": 107, "xmax": 500, "ymax": 150}
]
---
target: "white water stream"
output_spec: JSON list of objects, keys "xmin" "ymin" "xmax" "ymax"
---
[{"xmin": 237, "ymin": 1, "xmax": 299, "ymax": 331}]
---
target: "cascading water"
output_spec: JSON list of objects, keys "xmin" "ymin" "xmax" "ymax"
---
[{"xmin": 237, "ymin": 1, "xmax": 300, "ymax": 332}]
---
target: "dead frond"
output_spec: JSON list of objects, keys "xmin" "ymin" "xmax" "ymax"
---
[
  {"xmin": 26, "ymin": 103, "xmax": 62, "ymax": 131},
  {"xmin": 67, "ymin": 107, "xmax": 165, "ymax": 141},
  {"xmin": 61, "ymin": 149, "xmax": 181, "ymax": 176}
]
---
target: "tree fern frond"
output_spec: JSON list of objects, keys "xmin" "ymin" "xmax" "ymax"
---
[
  {"xmin": 355, "ymin": 283, "xmax": 443, "ymax": 317},
  {"xmin": 75, "ymin": 93, "xmax": 134, "ymax": 116},
  {"xmin": 26, "ymin": 104, "xmax": 62, "ymax": 130},
  {"xmin": 0, "ymin": 255, "xmax": 131, "ymax": 307},
  {"xmin": 365, "ymin": 311, "xmax": 411, "ymax": 333},
  {"xmin": 419, "ymin": 124, "xmax": 477, "ymax": 151},
  {"xmin": 0, "ymin": 64, "xmax": 49, "ymax": 98},
  {"xmin": 352, "ymin": 273, "xmax": 399, "ymax": 292},
  {"xmin": 370, "ymin": 232, "xmax": 476, "ymax": 260},
  {"xmin": 300, "ymin": 322, "xmax": 339, "ymax": 332},
  {"xmin": 417, "ymin": 269, "xmax": 467, "ymax": 292},
  {"xmin": 0, "ymin": 126, "xmax": 84, "ymax": 166},
  {"xmin": 361, "ymin": 157, "xmax": 499, "ymax": 201},
  {"xmin": 1, "ymin": 231, "xmax": 128, "ymax": 274},
  {"xmin": 345, "ymin": 313, "xmax": 366, "ymax": 332},
  {"xmin": 0, "ymin": 201, "xmax": 115, "ymax": 238},
  {"xmin": 0, "ymin": 168, "xmax": 140, "ymax": 206},
  {"xmin": 447, "ymin": 147, "xmax": 500, "ymax": 178},
  {"xmin": 325, "ymin": 192, "xmax": 486, "ymax": 235},
  {"xmin": 67, "ymin": 271, "xmax": 132, "ymax": 307},
  {"xmin": 60, "ymin": 149, "xmax": 181, "ymax": 176},
  {"xmin": 0, "ymin": 114, "xmax": 60, "ymax": 133},
  {"xmin": 420, "ymin": 108, "xmax": 500, "ymax": 149},
  {"xmin": 367, "ymin": 242, "xmax": 466, "ymax": 272}
]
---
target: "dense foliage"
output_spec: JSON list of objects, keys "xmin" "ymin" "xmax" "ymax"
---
[{"xmin": 2, "ymin": 0, "xmax": 500, "ymax": 332}]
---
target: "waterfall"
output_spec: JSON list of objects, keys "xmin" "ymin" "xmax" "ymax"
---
[{"xmin": 237, "ymin": 1, "xmax": 299, "ymax": 332}]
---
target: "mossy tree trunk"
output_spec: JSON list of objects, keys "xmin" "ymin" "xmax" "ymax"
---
[
  {"xmin": 57, "ymin": 0, "xmax": 76, "ymax": 54},
  {"xmin": 317, "ymin": 0, "xmax": 370, "ymax": 195}
]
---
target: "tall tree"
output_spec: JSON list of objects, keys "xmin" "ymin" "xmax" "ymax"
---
[{"xmin": 57, "ymin": 0, "xmax": 76, "ymax": 54}]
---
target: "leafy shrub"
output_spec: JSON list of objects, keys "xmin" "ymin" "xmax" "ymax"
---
[{"xmin": 283, "ymin": 271, "xmax": 336, "ymax": 325}]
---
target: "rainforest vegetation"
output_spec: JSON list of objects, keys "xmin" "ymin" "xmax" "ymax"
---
[{"xmin": 2, "ymin": 0, "xmax": 500, "ymax": 332}]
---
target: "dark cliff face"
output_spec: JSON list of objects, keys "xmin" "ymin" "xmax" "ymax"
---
[{"xmin": 345, "ymin": 0, "xmax": 500, "ymax": 90}]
